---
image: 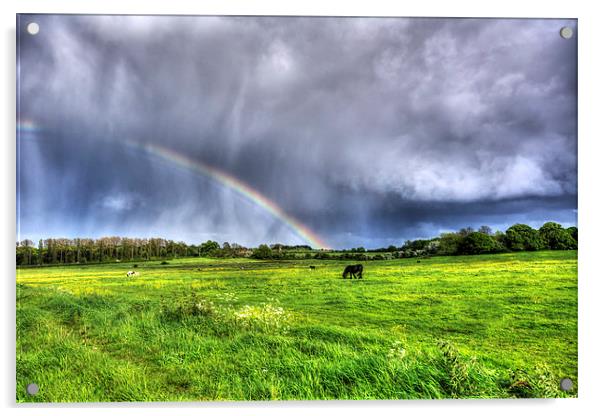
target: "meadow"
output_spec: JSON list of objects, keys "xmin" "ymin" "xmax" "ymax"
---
[{"xmin": 16, "ymin": 250, "xmax": 577, "ymax": 402}]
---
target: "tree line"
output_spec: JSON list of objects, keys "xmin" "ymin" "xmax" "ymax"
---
[
  {"xmin": 250, "ymin": 222, "xmax": 577, "ymax": 260},
  {"xmin": 15, "ymin": 237, "xmax": 246, "ymax": 266},
  {"xmin": 394, "ymin": 222, "xmax": 577, "ymax": 258},
  {"xmin": 16, "ymin": 222, "xmax": 577, "ymax": 266}
]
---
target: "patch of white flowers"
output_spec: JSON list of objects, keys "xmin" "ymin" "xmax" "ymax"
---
[
  {"xmin": 194, "ymin": 298, "xmax": 216, "ymax": 316},
  {"xmin": 166, "ymin": 291, "xmax": 292, "ymax": 333},
  {"xmin": 233, "ymin": 303, "xmax": 291, "ymax": 332},
  {"xmin": 387, "ymin": 340, "xmax": 407, "ymax": 360},
  {"xmin": 216, "ymin": 292, "xmax": 238, "ymax": 302}
]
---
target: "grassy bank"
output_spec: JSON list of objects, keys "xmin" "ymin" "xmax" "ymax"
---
[{"xmin": 16, "ymin": 250, "xmax": 577, "ymax": 401}]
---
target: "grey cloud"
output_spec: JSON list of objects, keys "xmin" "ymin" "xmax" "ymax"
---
[{"xmin": 17, "ymin": 15, "xmax": 577, "ymax": 247}]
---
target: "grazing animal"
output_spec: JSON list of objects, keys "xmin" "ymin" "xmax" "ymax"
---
[
  {"xmin": 417, "ymin": 260, "xmax": 421, "ymax": 263},
  {"xmin": 126, "ymin": 270, "xmax": 137, "ymax": 277},
  {"xmin": 309, "ymin": 265, "xmax": 316, "ymax": 270},
  {"xmin": 343, "ymin": 264, "xmax": 363, "ymax": 279}
]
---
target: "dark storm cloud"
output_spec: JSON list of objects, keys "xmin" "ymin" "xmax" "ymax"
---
[{"xmin": 17, "ymin": 15, "xmax": 577, "ymax": 247}]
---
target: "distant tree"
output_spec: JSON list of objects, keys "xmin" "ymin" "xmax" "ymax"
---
[
  {"xmin": 219, "ymin": 242, "xmax": 232, "ymax": 257},
  {"xmin": 252, "ymin": 244, "xmax": 273, "ymax": 259},
  {"xmin": 38, "ymin": 239, "xmax": 44, "ymax": 265},
  {"xmin": 401, "ymin": 239, "xmax": 431, "ymax": 251},
  {"xmin": 425, "ymin": 240, "xmax": 440, "ymax": 254},
  {"xmin": 401, "ymin": 250, "xmax": 417, "ymax": 258},
  {"xmin": 458, "ymin": 227, "xmax": 475, "ymax": 237},
  {"xmin": 270, "ymin": 243, "xmax": 284, "ymax": 252},
  {"xmin": 504, "ymin": 224, "xmax": 544, "ymax": 251},
  {"xmin": 478, "ymin": 225, "xmax": 493, "ymax": 236},
  {"xmin": 21, "ymin": 239, "xmax": 34, "ymax": 265},
  {"xmin": 199, "ymin": 240, "xmax": 220, "ymax": 256},
  {"xmin": 458, "ymin": 232, "xmax": 504, "ymax": 255},
  {"xmin": 539, "ymin": 222, "xmax": 577, "ymax": 250},
  {"xmin": 438, "ymin": 232, "xmax": 463, "ymax": 255},
  {"xmin": 386, "ymin": 245, "xmax": 397, "ymax": 252},
  {"xmin": 566, "ymin": 226, "xmax": 578, "ymax": 242},
  {"xmin": 314, "ymin": 251, "xmax": 330, "ymax": 260},
  {"xmin": 493, "ymin": 231, "xmax": 506, "ymax": 243},
  {"xmin": 46, "ymin": 239, "xmax": 56, "ymax": 263}
]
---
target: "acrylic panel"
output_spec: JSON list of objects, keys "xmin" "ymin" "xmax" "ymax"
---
[{"xmin": 16, "ymin": 15, "xmax": 578, "ymax": 402}]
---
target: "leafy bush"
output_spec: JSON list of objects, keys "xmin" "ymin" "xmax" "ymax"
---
[
  {"xmin": 539, "ymin": 222, "xmax": 577, "ymax": 250},
  {"xmin": 566, "ymin": 226, "xmax": 578, "ymax": 242},
  {"xmin": 504, "ymin": 224, "xmax": 544, "ymax": 251},
  {"xmin": 199, "ymin": 240, "xmax": 220, "ymax": 256},
  {"xmin": 458, "ymin": 232, "xmax": 505, "ymax": 255},
  {"xmin": 438, "ymin": 233, "xmax": 463, "ymax": 255},
  {"xmin": 252, "ymin": 244, "xmax": 273, "ymax": 259}
]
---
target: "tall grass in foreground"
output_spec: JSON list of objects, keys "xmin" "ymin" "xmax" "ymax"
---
[{"xmin": 16, "ymin": 251, "xmax": 577, "ymax": 401}]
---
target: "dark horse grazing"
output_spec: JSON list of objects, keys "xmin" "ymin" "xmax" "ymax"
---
[
  {"xmin": 309, "ymin": 265, "xmax": 316, "ymax": 270},
  {"xmin": 343, "ymin": 264, "xmax": 363, "ymax": 279}
]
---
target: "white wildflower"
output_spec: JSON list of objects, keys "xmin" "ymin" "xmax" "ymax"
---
[
  {"xmin": 233, "ymin": 303, "xmax": 291, "ymax": 332},
  {"xmin": 387, "ymin": 341, "xmax": 407, "ymax": 360}
]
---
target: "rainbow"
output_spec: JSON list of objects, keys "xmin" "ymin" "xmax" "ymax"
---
[
  {"xmin": 17, "ymin": 119, "xmax": 40, "ymax": 134},
  {"xmin": 133, "ymin": 141, "xmax": 330, "ymax": 249},
  {"xmin": 15, "ymin": 119, "xmax": 329, "ymax": 248}
]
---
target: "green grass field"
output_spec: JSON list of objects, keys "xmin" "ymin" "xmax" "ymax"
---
[{"xmin": 16, "ymin": 250, "xmax": 577, "ymax": 402}]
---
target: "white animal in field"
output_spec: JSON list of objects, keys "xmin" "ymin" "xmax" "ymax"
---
[{"xmin": 126, "ymin": 270, "xmax": 138, "ymax": 277}]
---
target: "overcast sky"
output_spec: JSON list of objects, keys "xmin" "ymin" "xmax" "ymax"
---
[{"xmin": 17, "ymin": 15, "xmax": 577, "ymax": 248}]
